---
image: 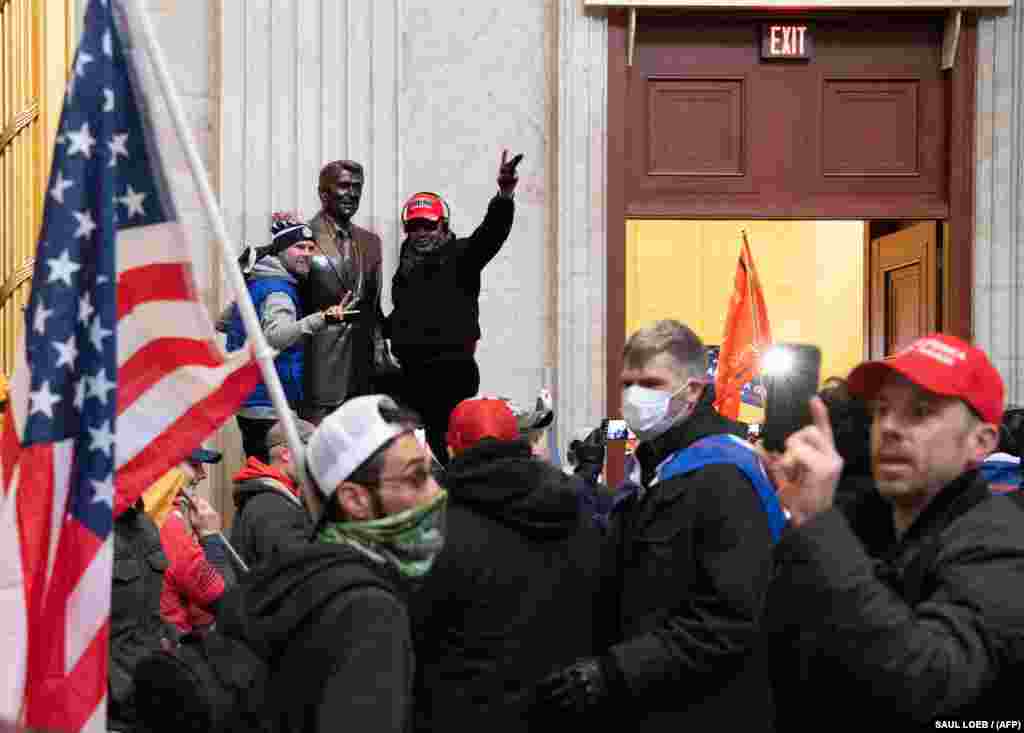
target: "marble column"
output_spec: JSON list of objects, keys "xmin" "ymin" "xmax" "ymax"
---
[
  {"xmin": 975, "ymin": 4, "xmax": 1024, "ymax": 405},
  {"xmin": 556, "ymin": 0, "xmax": 609, "ymax": 447}
]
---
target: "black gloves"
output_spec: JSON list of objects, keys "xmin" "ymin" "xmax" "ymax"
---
[
  {"xmin": 497, "ymin": 150, "xmax": 524, "ymax": 198},
  {"xmin": 569, "ymin": 420, "xmax": 608, "ymax": 484},
  {"xmin": 532, "ymin": 657, "xmax": 611, "ymax": 716}
]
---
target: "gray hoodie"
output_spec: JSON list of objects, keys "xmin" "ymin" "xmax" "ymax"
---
[{"xmin": 216, "ymin": 256, "xmax": 327, "ymax": 419}]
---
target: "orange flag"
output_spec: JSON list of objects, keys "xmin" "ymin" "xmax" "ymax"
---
[{"xmin": 714, "ymin": 233, "xmax": 772, "ymax": 419}]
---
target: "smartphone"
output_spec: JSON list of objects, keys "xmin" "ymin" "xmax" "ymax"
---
[
  {"xmin": 761, "ymin": 343, "xmax": 822, "ymax": 452},
  {"xmin": 606, "ymin": 418, "xmax": 630, "ymax": 441}
]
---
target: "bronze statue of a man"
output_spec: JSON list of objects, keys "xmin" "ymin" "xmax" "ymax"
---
[{"xmin": 302, "ymin": 160, "xmax": 386, "ymax": 424}]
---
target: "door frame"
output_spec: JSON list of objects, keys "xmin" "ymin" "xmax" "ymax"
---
[{"xmin": 606, "ymin": 8, "xmax": 976, "ymax": 423}]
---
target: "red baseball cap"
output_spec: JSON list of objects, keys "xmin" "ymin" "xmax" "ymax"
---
[
  {"xmin": 446, "ymin": 398, "xmax": 519, "ymax": 454},
  {"xmin": 402, "ymin": 192, "xmax": 445, "ymax": 223},
  {"xmin": 847, "ymin": 333, "xmax": 1005, "ymax": 424}
]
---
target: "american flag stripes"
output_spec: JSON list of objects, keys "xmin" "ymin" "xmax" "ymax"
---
[{"xmin": 0, "ymin": 1, "xmax": 259, "ymax": 730}]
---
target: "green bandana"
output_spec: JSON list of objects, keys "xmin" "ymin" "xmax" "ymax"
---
[{"xmin": 318, "ymin": 491, "xmax": 447, "ymax": 579}]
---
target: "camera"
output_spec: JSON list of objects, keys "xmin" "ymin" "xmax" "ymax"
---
[{"xmin": 606, "ymin": 419, "xmax": 630, "ymax": 441}]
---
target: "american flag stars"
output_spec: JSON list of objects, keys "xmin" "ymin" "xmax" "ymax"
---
[
  {"xmin": 65, "ymin": 122, "xmax": 96, "ymax": 159},
  {"xmin": 50, "ymin": 169, "xmax": 74, "ymax": 204},
  {"xmin": 107, "ymin": 132, "xmax": 129, "ymax": 167},
  {"xmin": 118, "ymin": 184, "xmax": 147, "ymax": 218},
  {"xmin": 46, "ymin": 248, "xmax": 81, "ymax": 287}
]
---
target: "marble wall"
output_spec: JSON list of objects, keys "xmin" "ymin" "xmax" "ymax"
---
[
  {"xmin": 975, "ymin": 4, "xmax": 1024, "ymax": 406},
  {"xmin": 218, "ymin": 0, "xmax": 553, "ymax": 403}
]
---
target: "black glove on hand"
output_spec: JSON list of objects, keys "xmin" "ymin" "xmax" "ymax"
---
[
  {"xmin": 497, "ymin": 150, "xmax": 524, "ymax": 197},
  {"xmin": 533, "ymin": 657, "xmax": 609, "ymax": 716}
]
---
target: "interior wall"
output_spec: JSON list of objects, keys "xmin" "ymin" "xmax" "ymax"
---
[{"xmin": 626, "ymin": 219, "xmax": 864, "ymax": 423}]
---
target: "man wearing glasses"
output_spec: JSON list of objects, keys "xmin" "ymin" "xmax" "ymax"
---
[{"xmin": 233, "ymin": 395, "xmax": 446, "ymax": 732}]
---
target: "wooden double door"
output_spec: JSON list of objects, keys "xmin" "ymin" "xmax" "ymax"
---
[{"xmin": 609, "ymin": 9, "xmax": 976, "ymax": 376}]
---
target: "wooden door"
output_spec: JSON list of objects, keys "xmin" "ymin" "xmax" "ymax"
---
[
  {"xmin": 869, "ymin": 221, "xmax": 939, "ymax": 358},
  {"xmin": 624, "ymin": 12, "xmax": 949, "ymax": 219}
]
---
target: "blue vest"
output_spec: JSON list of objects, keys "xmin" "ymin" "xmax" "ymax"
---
[
  {"xmin": 657, "ymin": 434, "xmax": 788, "ymax": 543},
  {"xmin": 225, "ymin": 277, "xmax": 305, "ymax": 409}
]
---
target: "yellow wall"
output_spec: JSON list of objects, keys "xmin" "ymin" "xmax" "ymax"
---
[{"xmin": 626, "ymin": 220, "xmax": 865, "ymax": 423}]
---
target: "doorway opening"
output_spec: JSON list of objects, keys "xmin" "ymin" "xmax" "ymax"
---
[{"xmin": 625, "ymin": 218, "xmax": 943, "ymax": 425}]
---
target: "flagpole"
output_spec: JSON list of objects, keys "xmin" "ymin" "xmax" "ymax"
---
[
  {"xmin": 742, "ymin": 230, "xmax": 761, "ymax": 351},
  {"xmin": 121, "ymin": 0, "xmax": 322, "ymax": 521}
]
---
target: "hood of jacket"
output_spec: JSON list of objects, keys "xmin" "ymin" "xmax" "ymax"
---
[
  {"xmin": 236, "ymin": 542, "xmax": 399, "ymax": 658},
  {"xmin": 232, "ymin": 457, "xmax": 300, "ymax": 507},
  {"xmin": 249, "ymin": 254, "xmax": 298, "ymax": 284},
  {"xmin": 445, "ymin": 438, "xmax": 581, "ymax": 540}
]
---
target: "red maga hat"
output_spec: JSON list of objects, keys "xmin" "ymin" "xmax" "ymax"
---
[
  {"xmin": 402, "ymin": 192, "xmax": 445, "ymax": 223},
  {"xmin": 847, "ymin": 333, "xmax": 1004, "ymax": 424},
  {"xmin": 446, "ymin": 398, "xmax": 518, "ymax": 454}
]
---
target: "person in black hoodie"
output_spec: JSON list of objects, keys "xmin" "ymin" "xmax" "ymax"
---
[
  {"xmin": 230, "ymin": 417, "xmax": 315, "ymax": 570},
  {"xmin": 233, "ymin": 395, "xmax": 445, "ymax": 733},
  {"xmin": 387, "ymin": 151, "xmax": 523, "ymax": 464},
  {"xmin": 530, "ymin": 320, "xmax": 779, "ymax": 731},
  {"xmin": 764, "ymin": 334, "xmax": 1024, "ymax": 729},
  {"xmin": 412, "ymin": 398, "xmax": 613, "ymax": 732}
]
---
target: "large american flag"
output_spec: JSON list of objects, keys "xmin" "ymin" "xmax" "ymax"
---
[{"xmin": 0, "ymin": 1, "xmax": 259, "ymax": 730}]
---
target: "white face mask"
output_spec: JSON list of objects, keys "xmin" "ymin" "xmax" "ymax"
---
[{"xmin": 622, "ymin": 383, "xmax": 687, "ymax": 441}]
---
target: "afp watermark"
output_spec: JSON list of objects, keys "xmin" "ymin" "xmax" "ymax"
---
[{"xmin": 935, "ymin": 723, "xmax": 1022, "ymax": 730}]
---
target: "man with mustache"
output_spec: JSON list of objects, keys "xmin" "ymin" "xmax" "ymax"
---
[
  {"xmin": 764, "ymin": 334, "xmax": 1024, "ymax": 728},
  {"xmin": 304, "ymin": 160, "xmax": 387, "ymax": 423}
]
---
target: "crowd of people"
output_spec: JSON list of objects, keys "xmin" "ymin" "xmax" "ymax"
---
[{"xmin": 96, "ymin": 149, "xmax": 1024, "ymax": 733}]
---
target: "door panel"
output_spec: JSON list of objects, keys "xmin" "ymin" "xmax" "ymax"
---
[
  {"xmin": 627, "ymin": 13, "xmax": 948, "ymax": 218},
  {"xmin": 870, "ymin": 221, "xmax": 938, "ymax": 358}
]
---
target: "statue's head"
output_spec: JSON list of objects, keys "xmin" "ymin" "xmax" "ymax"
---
[{"xmin": 318, "ymin": 160, "xmax": 364, "ymax": 223}]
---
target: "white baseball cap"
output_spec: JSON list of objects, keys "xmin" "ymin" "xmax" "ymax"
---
[{"xmin": 307, "ymin": 395, "xmax": 411, "ymax": 494}]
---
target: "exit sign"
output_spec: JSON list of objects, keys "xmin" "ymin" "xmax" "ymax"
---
[{"xmin": 761, "ymin": 23, "xmax": 813, "ymax": 60}]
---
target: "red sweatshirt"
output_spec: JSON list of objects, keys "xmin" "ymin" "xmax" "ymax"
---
[{"xmin": 159, "ymin": 509, "xmax": 224, "ymax": 633}]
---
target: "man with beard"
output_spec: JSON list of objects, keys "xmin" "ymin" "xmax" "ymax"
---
[
  {"xmin": 764, "ymin": 334, "xmax": 1024, "ymax": 727},
  {"xmin": 388, "ymin": 151, "xmax": 523, "ymax": 463},
  {"xmin": 223, "ymin": 214, "xmax": 348, "ymax": 461},
  {"xmin": 304, "ymin": 160, "xmax": 388, "ymax": 423},
  {"xmin": 234, "ymin": 395, "xmax": 446, "ymax": 732}
]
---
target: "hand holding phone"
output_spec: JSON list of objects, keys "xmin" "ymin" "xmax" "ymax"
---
[
  {"xmin": 761, "ymin": 343, "xmax": 822, "ymax": 453},
  {"xmin": 606, "ymin": 419, "xmax": 630, "ymax": 441}
]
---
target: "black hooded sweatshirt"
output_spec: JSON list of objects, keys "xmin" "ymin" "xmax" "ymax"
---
[
  {"xmin": 387, "ymin": 195, "xmax": 514, "ymax": 352},
  {"xmin": 412, "ymin": 438, "xmax": 615, "ymax": 732},
  {"xmin": 234, "ymin": 542, "xmax": 413, "ymax": 733}
]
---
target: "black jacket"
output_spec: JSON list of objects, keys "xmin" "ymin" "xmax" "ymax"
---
[
  {"xmin": 230, "ymin": 466, "xmax": 312, "ymax": 570},
  {"xmin": 388, "ymin": 195, "xmax": 514, "ymax": 351},
  {"xmin": 765, "ymin": 471, "xmax": 1024, "ymax": 730},
  {"xmin": 236, "ymin": 543, "xmax": 413, "ymax": 733},
  {"xmin": 605, "ymin": 391, "xmax": 776, "ymax": 730},
  {"xmin": 109, "ymin": 504, "xmax": 176, "ymax": 728},
  {"xmin": 412, "ymin": 439, "xmax": 615, "ymax": 732}
]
